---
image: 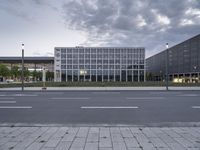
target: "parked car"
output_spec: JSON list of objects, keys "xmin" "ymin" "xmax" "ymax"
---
[{"xmin": 6, "ymin": 79, "xmax": 14, "ymax": 83}]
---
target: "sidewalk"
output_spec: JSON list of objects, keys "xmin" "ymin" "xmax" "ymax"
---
[
  {"xmin": 0, "ymin": 126, "xmax": 200, "ymax": 150},
  {"xmin": 1, "ymin": 86, "xmax": 200, "ymax": 91}
]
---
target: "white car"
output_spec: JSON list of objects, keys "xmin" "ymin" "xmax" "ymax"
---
[{"xmin": 6, "ymin": 79, "xmax": 14, "ymax": 83}]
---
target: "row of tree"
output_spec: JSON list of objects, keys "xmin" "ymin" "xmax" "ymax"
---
[{"xmin": 0, "ymin": 64, "xmax": 54, "ymax": 82}]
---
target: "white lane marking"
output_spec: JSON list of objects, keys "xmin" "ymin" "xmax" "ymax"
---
[
  {"xmin": 0, "ymin": 95, "xmax": 6, "ymax": 96},
  {"xmin": 0, "ymin": 101, "xmax": 16, "ymax": 103},
  {"xmin": 0, "ymin": 98, "xmax": 15, "ymax": 100},
  {"xmin": 192, "ymin": 106, "xmax": 200, "ymax": 109},
  {"xmin": 0, "ymin": 106, "xmax": 32, "ymax": 109},
  {"xmin": 126, "ymin": 97, "xmax": 164, "ymax": 100},
  {"xmin": 179, "ymin": 94, "xmax": 198, "ymax": 97},
  {"xmin": 34, "ymin": 92, "xmax": 64, "ymax": 95},
  {"xmin": 150, "ymin": 92, "xmax": 182, "ymax": 94},
  {"xmin": 51, "ymin": 97, "xmax": 90, "ymax": 100},
  {"xmin": 92, "ymin": 92, "xmax": 120, "ymax": 94},
  {"xmin": 12, "ymin": 94, "xmax": 38, "ymax": 97},
  {"xmin": 81, "ymin": 106, "xmax": 138, "ymax": 109}
]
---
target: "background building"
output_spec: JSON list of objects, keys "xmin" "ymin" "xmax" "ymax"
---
[
  {"xmin": 54, "ymin": 47, "xmax": 145, "ymax": 82},
  {"xmin": 0, "ymin": 57, "xmax": 54, "ymax": 82},
  {"xmin": 0, "ymin": 57, "xmax": 54, "ymax": 72},
  {"xmin": 146, "ymin": 34, "xmax": 200, "ymax": 83}
]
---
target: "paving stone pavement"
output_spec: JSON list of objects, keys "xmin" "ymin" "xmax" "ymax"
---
[{"xmin": 0, "ymin": 127, "xmax": 200, "ymax": 150}]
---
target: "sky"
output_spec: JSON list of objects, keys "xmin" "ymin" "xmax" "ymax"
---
[{"xmin": 0, "ymin": 0, "xmax": 200, "ymax": 58}]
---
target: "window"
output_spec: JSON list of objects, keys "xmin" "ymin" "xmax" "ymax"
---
[
  {"xmin": 91, "ymin": 65, "xmax": 96, "ymax": 69},
  {"xmin": 67, "ymin": 49, "xmax": 72, "ymax": 53},
  {"xmin": 73, "ymin": 49, "xmax": 78, "ymax": 53},
  {"xmin": 79, "ymin": 59, "xmax": 84, "ymax": 64},
  {"xmin": 61, "ymin": 54, "xmax": 66, "ymax": 59},
  {"xmin": 73, "ymin": 60, "xmax": 78, "ymax": 64},
  {"xmin": 61, "ymin": 60, "xmax": 66, "ymax": 64},
  {"xmin": 61, "ymin": 65, "xmax": 66, "ymax": 69},
  {"xmin": 91, "ymin": 60, "xmax": 96, "ymax": 64},
  {"xmin": 73, "ymin": 65, "xmax": 78, "ymax": 69},
  {"xmin": 67, "ymin": 65, "xmax": 72, "ymax": 69},
  {"xmin": 67, "ymin": 60, "xmax": 72, "ymax": 64},
  {"xmin": 103, "ymin": 60, "xmax": 108, "ymax": 64},
  {"xmin": 61, "ymin": 49, "xmax": 66, "ymax": 53}
]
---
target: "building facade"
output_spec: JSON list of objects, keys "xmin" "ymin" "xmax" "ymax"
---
[
  {"xmin": 146, "ymin": 34, "xmax": 200, "ymax": 83},
  {"xmin": 0, "ymin": 57, "xmax": 54, "ymax": 72},
  {"xmin": 54, "ymin": 47, "xmax": 145, "ymax": 82}
]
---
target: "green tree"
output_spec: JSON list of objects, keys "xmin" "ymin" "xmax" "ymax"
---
[
  {"xmin": 46, "ymin": 71, "xmax": 54, "ymax": 81},
  {"xmin": 146, "ymin": 72, "xmax": 153, "ymax": 81},
  {"xmin": 24, "ymin": 69, "xmax": 30, "ymax": 78},
  {"xmin": 0, "ymin": 64, "xmax": 10, "ymax": 77},
  {"xmin": 36, "ymin": 72, "xmax": 42, "ymax": 81},
  {"xmin": 31, "ymin": 71, "xmax": 42, "ymax": 81},
  {"xmin": 32, "ymin": 70, "xmax": 37, "ymax": 81},
  {"xmin": 11, "ymin": 66, "xmax": 20, "ymax": 78}
]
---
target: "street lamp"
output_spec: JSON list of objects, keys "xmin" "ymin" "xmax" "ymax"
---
[
  {"xmin": 165, "ymin": 43, "xmax": 169, "ymax": 91},
  {"xmin": 21, "ymin": 43, "xmax": 24, "ymax": 92}
]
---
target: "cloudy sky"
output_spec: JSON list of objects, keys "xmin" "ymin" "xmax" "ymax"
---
[{"xmin": 0, "ymin": 0, "xmax": 200, "ymax": 58}]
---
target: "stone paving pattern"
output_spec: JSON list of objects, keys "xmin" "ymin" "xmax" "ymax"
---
[{"xmin": 0, "ymin": 127, "xmax": 200, "ymax": 150}]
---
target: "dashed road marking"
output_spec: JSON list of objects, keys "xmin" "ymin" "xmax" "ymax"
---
[
  {"xmin": 81, "ymin": 106, "xmax": 139, "ymax": 109},
  {"xmin": 0, "ymin": 97, "xmax": 15, "ymax": 100},
  {"xmin": 92, "ymin": 92, "xmax": 121, "ymax": 94},
  {"xmin": 12, "ymin": 94, "xmax": 38, "ymax": 97},
  {"xmin": 51, "ymin": 97, "xmax": 90, "ymax": 100},
  {"xmin": 192, "ymin": 106, "xmax": 200, "ymax": 109},
  {"xmin": 0, "ymin": 106, "xmax": 32, "ymax": 109},
  {"xmin": 0, "ymin": 101, "xmax": 16, "ymax": 103},
  {"xmin": 126, "ymin": 97, "xmax": 164, "ymax": 100},
  {"xmin": 149, "ymin": 92, "xmax": 182, "ymax": 94},
  {"xmin": 179, "ymin": 94, "xmax": 198, "ymax": 97}
]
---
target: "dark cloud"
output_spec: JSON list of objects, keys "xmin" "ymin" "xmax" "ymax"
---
[
  {"xmin": 0, "ymin": 0, "xmax": 58, "ymax": 21},
  {"xmin": 62, "ymin": 0, "xmax": 200, "ymax": 57}
]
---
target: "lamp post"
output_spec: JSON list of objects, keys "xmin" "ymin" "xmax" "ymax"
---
[
  {"xmin": 165, "ymin": 43, "xmax": 169, "ymax": 91},
  {"xmin": 21, "ymin": 43, "xmax": 24, "ymax": 92}
]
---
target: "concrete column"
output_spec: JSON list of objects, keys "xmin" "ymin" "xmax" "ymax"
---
[
  {"xmin": 190, "ymin": 73, "xmax": 192, "ymax": 83},
  {"xmin": 183, "ymin": 73, "xmax": 185, "ymax": 83},
  {"xmin": 138, "ymin": 69, "xmax": 140, "ymax": 82},
  {"xmin": 132, "ymin": 70, "xmax": 133, "ymax": 82},
  {"xmin": 34, "ymin": 64, "xmax": 37, "ymax": 71}
]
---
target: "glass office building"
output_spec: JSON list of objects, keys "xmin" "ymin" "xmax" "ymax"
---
[{"xmin": 54, "ymin": 47, "xmax": 145, "ymax": 82}]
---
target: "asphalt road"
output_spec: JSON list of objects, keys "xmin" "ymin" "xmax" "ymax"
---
[{"xmin": 0, "ymin": 90, "xmax": 200, "ymax": 125}]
